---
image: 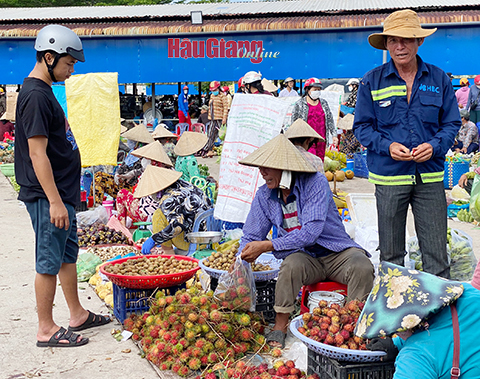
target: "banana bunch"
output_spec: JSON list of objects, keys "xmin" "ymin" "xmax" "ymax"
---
[{"xmin": 457, "ymin": 208, "xmax": 474, "ymax": 223}]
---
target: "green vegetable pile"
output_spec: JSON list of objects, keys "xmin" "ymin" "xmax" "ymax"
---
[
  {"xmin": 457, "ymin": 208, "xmax": 474, "ymax": 223},
  {"xmin": 198, "ymin": 164, "xmax": 209, "ymax": 177},
  {"xmin": 8, "ymin": 176, "xmax": 20, "ymax": 192}
]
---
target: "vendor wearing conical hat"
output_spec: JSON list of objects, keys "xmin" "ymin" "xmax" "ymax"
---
[
  {"xmin": 358, "ymin": 261, "xmax": 480, "ymax": 378},
  {"xmin": 115, "ymin": 141, "xmax": 174, "ymax": 226},
  {"xmin": 136, "ymin": 165, "xmax": 212, "ymax": 256},
  {"xmin": 238, "ymin": 134, "xmax": 374, "ymax": 349},
  {"xmin": 285, "ymin": 119, "xmax": 325, "ymax": 173},
  {"xmin": 337, "ymin": 113, "xmax": 361, "ymax": 159},
  {"xmin": 174, "ymin": 131, "xmax": 209, "ymax": 183},
  {"xmin": 151, "ymin": 124, "xmax": 177, "ymax": 165}
]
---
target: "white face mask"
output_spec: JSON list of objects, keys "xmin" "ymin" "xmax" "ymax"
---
[
  {"xmin": 348, "ymin": 86, "xmax": 353, "ymax": 92},
  {"xmin": 476, "ymin": 85, "xmax": 480, "ymax": 89},
  {"xmin": 309, "ymin": 90, "xmax": 321, "ymax": 100},
  {"xmin": 184, "ymin": 90, "xmax": 188, "ymax": 94},
  {"xmin": 141, "ymin": 158, "xmax": 151, "ymax": 170}
]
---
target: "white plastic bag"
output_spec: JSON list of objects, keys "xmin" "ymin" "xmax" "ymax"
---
[
  {"xmin": 450, "ymin": 185, "xmax": 470, "ymax": 201},
  {"xmin": 77, "ymin": 205, "xmax": 109, "ymax": 227}
]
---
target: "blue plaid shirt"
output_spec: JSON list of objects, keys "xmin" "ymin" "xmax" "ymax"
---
[{"xmin": 239, "ymin": 172, "xmax": 363, "ymax": 260}]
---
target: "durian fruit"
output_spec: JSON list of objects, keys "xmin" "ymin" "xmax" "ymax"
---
[
  {"xmin": 335, "ymin": 170, "xmax": 346, "ymax": 182},
  {"xmin": 98, "ymin": 289, "xmax": 110, "ymax": 300},
  {"xmin": 89, "ymin": 273, "xmax": 101, "ymax": 286},
  {"xmin": 325, "ymin": 171, "xmax": 334, "ymax": 181},
  {"xmin": 104, "ymin": 294, "xmax": 114, "ymax": 308}
]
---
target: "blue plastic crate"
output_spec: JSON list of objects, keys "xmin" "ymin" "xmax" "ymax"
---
[
  {"xmin": 444, "ymin": 160, "xmax": 470, "ymax": 189},
  {"xmin": 354, "ymin": 152, "xmax": 369, "ymax": 178},
  {"xmin": 113, "ymin": 282, "xmax": 186, "ymax": 323},
  {"xmin": 447, "ymin": 203, "xmax": 469, "ymax": 217}
]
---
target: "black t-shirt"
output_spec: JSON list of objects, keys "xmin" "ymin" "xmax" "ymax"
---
[{"xmin": 14, "ymin": 77, "xmax": 81, "ymax": 206}]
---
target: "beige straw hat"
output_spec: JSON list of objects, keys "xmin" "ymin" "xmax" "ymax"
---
[
  {"xmin": 337, "ymin": 113, "xmax": 355, "ymax": 131},
  {"xmin": 121, "ymin": 124, "xmax": 154, "ymax": 144},
  {"xmin": 368, "ymin": 9, "xmax": 437, "ymax": 50},
  {"xmin": 151, "ymin": 124, "xmax": 175, "ymax": 139},
  {"xmin": 120, "ymin": 125, "xmax": 127, "ymax": 134},
  {"xmin": 285, "ymin": 119, "xmax": 325, "ymax": 142},
  {"xmin": 174, "ymin": 131, "xmax": 208, "ymax": 157},
  {"xmin": 131, "ymin": 141, "xmax": 173, "ymax": 167},
  {"xmin": 239, "ymin": 133, "xmax": 316, "ymax": 173},
  {"xmin": 133, "ymin": 165, "xmax": 182, "ymax": 198}
]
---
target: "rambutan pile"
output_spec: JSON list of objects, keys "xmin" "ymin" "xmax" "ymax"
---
[
  {"xmin": 297, "ymin": 299, "xmax": 367, "ymax": 350},
  {"xmin": 123, "ymin": 286, "xmax": 269, "ymax": 376}
]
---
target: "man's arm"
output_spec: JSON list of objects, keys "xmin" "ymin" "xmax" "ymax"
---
[
  {"xmin": 28, "ymin": 136, "xmax": 69, "ymax": 230},
  {"xmin": 353, "ymin": 78, "xmax": 394, "ymax": 156}
]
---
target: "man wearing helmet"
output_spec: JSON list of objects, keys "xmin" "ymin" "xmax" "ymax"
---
[
  {"xmin": 14, "ymin": 25, "xmax": 110, "ymax": 348},
  {"xmin": 178, "ymin": 85, "xmax": 191, "ymax": 127},
  {"xmin": 243, "ymin": 71, "xmax": 272, "ymax": 95},
  {"xmin": 467, "ymin": 75, "xmax": 480, "ymax": 124},
  {"xmin": 202, "ymin": 80, "xmax": 229, "ymax": 157},
  {"xmin": 291, "ymin": 77, "xmax": 335, "ymax": 161},
  {"xmin": 279, "ymin": 77, "xmax": 299, "ymax": 98}
]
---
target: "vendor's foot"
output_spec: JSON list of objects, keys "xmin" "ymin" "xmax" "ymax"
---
[{"xmin": 267, "ymin": 313, "xmax": 289, "ymax": 348}]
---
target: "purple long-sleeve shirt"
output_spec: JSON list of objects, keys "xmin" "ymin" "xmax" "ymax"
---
[{"xmin": 238, "ymin": 172, "xmax": 363, "ymax": 260}]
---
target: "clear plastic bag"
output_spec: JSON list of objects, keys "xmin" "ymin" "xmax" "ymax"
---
[
  {"xmin": 408, "ymin": 229, "xmax": 477, "ymax": 281},
  {"xmin": 77, "ymin": 205, "xmax": 109, "ymax": 227},
  {"xmin": 76, "ymin": 252, "xmax": 103, "ymax": 282},
  {"xmin": 214, "ymin": 256, "xmax": 256, "ymax": 311},
  {"xmin": 449, "ymin": 228, "xmax": 477, "ymax": 281}
]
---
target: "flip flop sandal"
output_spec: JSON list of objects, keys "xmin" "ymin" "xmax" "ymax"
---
[
  {"xmin": 266, "ymin": 330, "xmax": 287, "ymax": 349},
  {"xmin": 68, "ymin": 310, "xmax": 111, "ymax": 332},
  {"xmin": 37, "ymin": 327, "xmax": 89, "ymax": 348}
]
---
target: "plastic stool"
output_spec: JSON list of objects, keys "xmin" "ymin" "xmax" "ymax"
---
[
  {"xmin": 132, "ymin": 221, "xmax": 152, "ymax": 242},
  {"xmin": 300, "ymin": 281, "xmax": 348, "ymax": 314}
]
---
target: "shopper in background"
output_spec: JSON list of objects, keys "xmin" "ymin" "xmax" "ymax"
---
[
  {"xmin": 178, "ymin": 85, "xmax": 191, "ymax": 127},
  {"xmin": 454, "ymin": 109, "xmax": 479, "ymax": 154},
  {"xmin": 467, "ymin": 75, "xmax": 480, "ymax": 124},
  {"xmin": 197, "ymin": 104, "xmax": 209, "ymax": 126},
  {"xmin": 15, "ymin": 24, "xmax": 110, "ymax": 348},
  {"xmin": 202, "ymin": 81, "xmax": 228, "ymax": 157},
  {"xmin": 354, "ymin": 9, "xmax": 461, "ymax": 279},
  {"xmin": 344, "ymin": 78, "xmax": 359, "ymax": 108},
  {"xmin": 291, "ymin": 77, "xmax": 335, "ymax": 161},
  {"xmin": 222, "ymin": 86, "xmax": 233, "ymax": 109},
  {"xmin": 243, "ymin": 71, "xmax": 272, "ymax": 95},
  {"xmin": 456, "ymin": 77, "xmax": 470, "ymax": 109},
  {"xmin": 279, "ymin": 77, "xmax": 299, "ymax": 98}
]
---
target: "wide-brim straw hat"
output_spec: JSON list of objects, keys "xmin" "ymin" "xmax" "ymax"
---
[
  {"xmin": 121, "ymin": 124, "xmax": 154, "ymax": 144},
  {"xmin": 285, "ymin": 119, "xmax": 325, "ymax": 142},
  {"xmin": 261, "ymin": 78, "xmax": 278, "ymax": 92},
  {"xmin": 152, "ymin": 125, "xmax": 175, "ymax": 139},
  {"xmin": 120, "ymin": 125, "xmax": 127, "ymax": 134},
  {"xmin": 174, "ymin": 131, "xmax": 208, "ymax": 156},
  {"xmin": 368, "ymin": 9, "xmax": 437, "ymax": 50},
  {"xmin": 337, "ymin": 113, "xmax": 355, "ymax": 131},
  {"xmin": 134, "ymin": 165, "xmax": 182, "ymax": 198},
  {"xmin": 239, "ymin": 133, "xmax": 316, "ymax": 173},
  {"xmin": 131, "ymin": 141, "xmax": 173, "ymax": 167}
]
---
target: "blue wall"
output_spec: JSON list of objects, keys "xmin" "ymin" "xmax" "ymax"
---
[{"xmin": 0, "ymin": 23, "xmax": 477, "ymax": 85}]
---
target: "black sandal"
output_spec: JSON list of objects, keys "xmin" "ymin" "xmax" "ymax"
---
[
  {"xmin": 68, "ymin": 310, "xmax": 111, "ymax": 332},
  {"xmin": 266, "ymin": 330, "xmax": 287, "ymax": 349},
  {"xmin": 37, "ymin": 327, "xmax": 89, "ymax": 348}
]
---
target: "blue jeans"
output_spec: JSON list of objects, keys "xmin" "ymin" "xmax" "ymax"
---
[
  {"xmin": 375, "ymin": 177, "xmax": 449, "ymax": 278},
  {"xmin": 25, "ymin": 198, "xmax": 79, "ymax": 275}
]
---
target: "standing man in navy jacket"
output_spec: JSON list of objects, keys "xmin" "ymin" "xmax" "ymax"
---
[{"xmin": 353, "ymin": 9, "xmax": 461, "ymax": 279}]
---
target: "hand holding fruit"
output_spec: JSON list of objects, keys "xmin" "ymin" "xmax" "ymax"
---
[{"xmin": 240, "ymin": 241, "xmax": 272, "ymax": 263}]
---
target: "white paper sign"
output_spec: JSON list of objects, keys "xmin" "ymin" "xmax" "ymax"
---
[{"xmin": 214, "ymin": 94, "xmax": 290, "ymax": 223}]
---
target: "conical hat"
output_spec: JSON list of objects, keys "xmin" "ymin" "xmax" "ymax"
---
[
  {"xmin": 120, "ymin": 125, "xmax": 127, "ymax": 134},
  {"xmin": 131, "ymin": 141, "xmax": 173, "ymax": 167},
  {"xmin": 152, "ymin": 125, "xmax": 175, "ymax": 139},
  {"xmin": 134, "ymin": 165, "xmax": 182, "ymax": 198},
  {"xmin": 121, "ymin": 124, "xmax": 154, "ymax": 144},
  {"xmin": 174, "ymin": 131, "xmax": 208, "ymax": 156},
  {"xmin": 239, "ymin": 133, "xmax": 316, "ymax": 173},
  {"xmin": 261, "ymin": 78, "xmax": 278, "ymax": 92},
  {"xmin": 337, "ymin": 113, "xmax": 355, "ymax": 131},
  {"xmin": 285, "ymin": 119, "xmax": 325, "ymax": 142}
]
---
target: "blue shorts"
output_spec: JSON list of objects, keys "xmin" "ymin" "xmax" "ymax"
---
[{"xmin": 25, "ymin": 198, "xmax": 79, "ymax": 275}]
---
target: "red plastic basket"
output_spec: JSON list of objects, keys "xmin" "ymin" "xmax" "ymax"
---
[{"xmin": 100, "ymin": 255, "xmax": 200, "ymax": 289}]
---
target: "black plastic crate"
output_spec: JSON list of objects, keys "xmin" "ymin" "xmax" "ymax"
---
[
  {"xmin": 113, "ymin": 283, "xmax": 186, "ymax": 323},
  {"xmin": 307, "ymin": 348, "xmax": 395, "ymax": 379},
  {"xmin": 210, "ymin": 277, "xmax": 276, "ymax": 323}
]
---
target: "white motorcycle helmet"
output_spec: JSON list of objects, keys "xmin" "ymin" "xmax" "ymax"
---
[
  {"xmin": 243, "ymin": 71, "xmax": 262, "ymax": 84},
  {"xmin": 35, "ymin": 25, "xmax": 85, "ymax": 81}
]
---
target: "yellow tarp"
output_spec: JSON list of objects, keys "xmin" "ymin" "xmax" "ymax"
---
[{"xmin": 66, "ymin": 73, "xmax": 120, "ymax": 167}]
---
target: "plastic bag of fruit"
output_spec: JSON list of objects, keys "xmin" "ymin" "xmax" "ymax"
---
[
  {"xmin": 214, "ymin": 256, "xmax": 256, "ymax": 311},
  {"xmin": 77, "ymin": 205, "xmax": 109, "ymax": 227},
  {"xmin": 77, "ymin": 252, "xmax": 103, "ymax": 282}
]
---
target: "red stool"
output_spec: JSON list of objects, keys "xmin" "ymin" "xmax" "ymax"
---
[{"xmin": 300, "ymin": 281, "xmax": 348, "ymax": 314}]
